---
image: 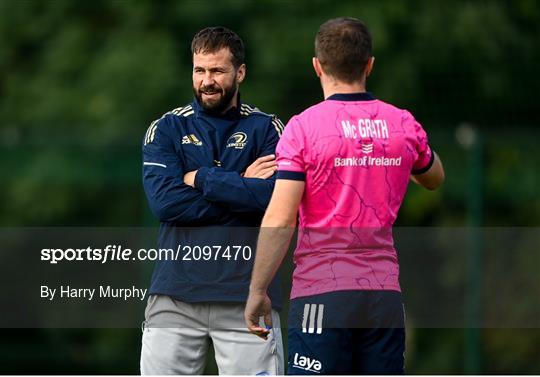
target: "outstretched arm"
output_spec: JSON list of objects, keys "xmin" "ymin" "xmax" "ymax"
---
[{"xmin": 244, "ymin": 179, "xmax": 305, "ymax": 339}]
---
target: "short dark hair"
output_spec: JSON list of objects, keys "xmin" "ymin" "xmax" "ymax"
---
[
  {"xmin": 315, "ymin": 17, "xmax": 372, "ymax": 83},
  {"xmin": 191, "ymin": 26, "xmax": 245, "ymax": 68}
]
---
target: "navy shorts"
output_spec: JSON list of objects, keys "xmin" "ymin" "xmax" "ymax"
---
[{"xmin": 287, "ymin": 290, "xmax": 405, "ymax": 375}]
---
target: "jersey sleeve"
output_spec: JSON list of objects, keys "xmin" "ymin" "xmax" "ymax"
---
[
  {"xmin": 275, "ymin": 116, "xmax": 307, "ymax": 181},
  {"xmin": 404, "ymin": 111, "xmax": 435, "ymax": 175},
  {"xmin": 142, "ymin": 116, "xmax": 231, "ymax": 225}
]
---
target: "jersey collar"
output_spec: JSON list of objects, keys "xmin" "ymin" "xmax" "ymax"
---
[{"xmin": 326, "ymin": 92, "xmax": 375, "ymax": 101}]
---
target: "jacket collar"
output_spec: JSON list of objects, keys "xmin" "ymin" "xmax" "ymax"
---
[{"xmin": 193, "ymin": 93, "xmax": 241, "ymax": 120}]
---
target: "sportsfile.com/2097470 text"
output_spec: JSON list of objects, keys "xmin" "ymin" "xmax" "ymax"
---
[{"xmin": 40, "ymin": 244, "xmax": 253, "ymax": 264}]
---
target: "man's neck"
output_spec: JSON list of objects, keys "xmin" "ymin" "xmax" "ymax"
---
[{"xmin": 321, "ymin": 78, "xmax": 366, "ymax": 99}]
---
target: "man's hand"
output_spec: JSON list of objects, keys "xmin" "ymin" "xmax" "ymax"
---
[
  {"xmin": 244, "ymin": 290, "xmax": 273, "ymax": 340},
  {"xmin": 184, "ymin": 170, "xmax": 197, "ymax": 187},
  {"xmin": 244, "ymin": 154, "xmax": 277, "ymax": 179}
]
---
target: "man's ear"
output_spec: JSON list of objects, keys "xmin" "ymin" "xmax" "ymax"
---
[
  {"xmin": 312, "ymin": 57, "xmax": 323, "ymax": 78},
  {"xmin": 237, "ymin": 63, "xmax": 246, "ymax": 84},
  {"xmin": 365, "ymin": 56, "xmax": 375, "ymax": 77}
]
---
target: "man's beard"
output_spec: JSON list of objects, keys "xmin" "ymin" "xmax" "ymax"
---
[{"xmin": 194, "ymin": 79, "xmax": 238, "ymax": 115}]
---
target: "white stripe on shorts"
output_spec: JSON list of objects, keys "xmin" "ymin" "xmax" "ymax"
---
[{"xmin": 301, "ymin": 303, "xmax": 324, "ymax": 334}]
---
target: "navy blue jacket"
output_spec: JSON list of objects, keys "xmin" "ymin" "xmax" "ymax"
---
[{"xmin": 142, "ymin": 98, "xmax": 284, "ymax": 307}]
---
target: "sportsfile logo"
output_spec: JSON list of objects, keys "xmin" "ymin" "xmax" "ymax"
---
[{"xmin": 292, "ymin": 353, "xmax": 322, "ymax": 373}]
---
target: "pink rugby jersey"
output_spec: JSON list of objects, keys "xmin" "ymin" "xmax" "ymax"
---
[{"xmin": 276, "ymin": 92, "xmax": 433, "ymax": 299}]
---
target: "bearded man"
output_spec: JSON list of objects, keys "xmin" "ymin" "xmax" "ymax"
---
[{"xmin": 141, "ymin": 26, "xmax": 285, "ymax": 375}]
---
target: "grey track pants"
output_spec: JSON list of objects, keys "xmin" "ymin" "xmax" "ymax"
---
[{"xmin": 140, "ymin": 295, "xmax": 284, "ymax": 375}]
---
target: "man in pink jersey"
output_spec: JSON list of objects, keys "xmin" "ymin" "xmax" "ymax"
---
[{"xmin": 245, "ymin": 17, "xmax": 444, "ymax": 374}]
